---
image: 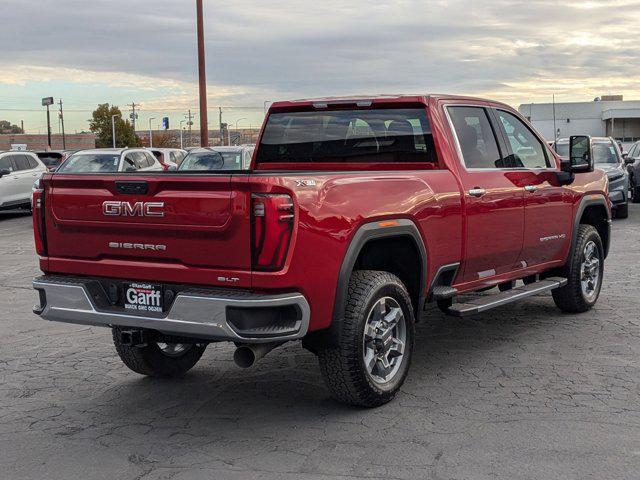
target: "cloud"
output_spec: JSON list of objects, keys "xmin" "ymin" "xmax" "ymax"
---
[{"xmin": 2, "ymin": 0, "xmax": 640, "ymax": 113}]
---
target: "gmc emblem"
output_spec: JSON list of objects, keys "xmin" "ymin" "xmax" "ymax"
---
[{"xmin": 102, "ymin": 201, "xmax": 165, "ymax": 217}]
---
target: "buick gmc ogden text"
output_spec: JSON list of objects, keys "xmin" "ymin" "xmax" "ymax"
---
[{"xmin": 32, "ymin": 95, "xmax": 610, "ymax": 407}]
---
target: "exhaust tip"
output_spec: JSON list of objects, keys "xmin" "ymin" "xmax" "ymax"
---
[{"xmin": 233, "ymin": 346, "xmax": 256, "ymax": 368}]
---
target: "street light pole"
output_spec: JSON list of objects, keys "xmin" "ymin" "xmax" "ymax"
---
[
  {"xmin": 111, "ymin": 114, "xmax": 121, "ymax": 148},
  {"xmin": 180, "ymin": 120, "xmax": 186, "ymax": 149},
  {"xmin": 149, "ymin": 117, "xmax": 156, "ymax": 148},
  {"xmin": 196, "ymin": 0, "xmax": 209, "ymax": 147},
  {"xmin": 234, "ymin": 118, "xmax": 247, "ymax": 145}
]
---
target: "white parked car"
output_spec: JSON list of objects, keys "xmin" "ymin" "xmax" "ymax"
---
[
  {"xmin": 148, "ymin": 148, "xmax": 187, "ymax": 170},
  {"xmin": 0, "ymin": 151, "xmax": 47, "ymax": 211},
  {"xmin": 57, "ymin": 148, "xmax": 164, "ymax": 173},
  {"xmin": 209, "ymin": 146, "xmax": 255, "ymax": 170}
]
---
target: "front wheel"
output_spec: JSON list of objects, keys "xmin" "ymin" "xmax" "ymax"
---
[
  {"xmin": 552, "ymin": 225, "xmax": 604, "ymax": 313},
  {"xmin": 317, "ymin": 270, "xmax": 415, "ymax": 407},
  {"xmin": 112, "ymin": 327, "xmax": 206, "ymax": 377}
]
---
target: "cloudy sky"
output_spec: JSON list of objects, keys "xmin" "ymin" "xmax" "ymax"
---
[{"xmin": 1, "ymin": 0, "xmax": 639, "ymax": 133}]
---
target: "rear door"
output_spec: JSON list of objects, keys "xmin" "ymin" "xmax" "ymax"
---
[
  {"xmin": 0, "ymin": 155, "xmax": 20, "ymax": 205},
  {"xmin": 12, "ymin": 154, "xmax": 39, "ymax": 202},
  {"xmin": 493, "ymin": 109, "xmax": 572, "ymax": 268},
  {"xmin": 446, "ymin": 105, "xmax": 525, "ymax": 284}
]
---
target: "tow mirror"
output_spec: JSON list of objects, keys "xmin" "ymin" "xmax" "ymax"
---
[
  {"xmin": 563, "ymin": 135, "xmax": 593, "ymax": 174},
  {"xmin": 0, "ymin": 169, "xmax": 11, "ymax": 178}
]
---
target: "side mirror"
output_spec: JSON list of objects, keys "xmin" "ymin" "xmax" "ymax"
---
[
  {"xmin": 0, "ymin": 169, "xmax": 11, "ymax": 178},
  {"xmin": 562, "ymin": 135, "xmax": 594, "ymax": 174},
  {"xmin": 625, "ymin": 156, "xmax": 635, "ymax": 165}
]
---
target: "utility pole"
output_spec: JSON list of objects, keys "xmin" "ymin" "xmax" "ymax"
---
[
  {"xmin": 196, "ymin": 0, "xmax": 209, "ymax": 147},
  {"xmin": 58, "ymin": 99, "xmax": 66, "ymax": 149},
  {"xmin": 186, "ymin": 110, "xmax": 194, "ymax": 148},
  {"xmin": 20, "ymin": 120, "xmax": 24, "ymax": 134},
  {"xmin": 127, "ymin": 102, "xmax": 139, "ymax": 132}
]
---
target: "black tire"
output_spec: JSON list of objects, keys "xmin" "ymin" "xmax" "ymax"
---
[
  {"xmin": 615, "ymin": 202, "xmax": 629, "ymax": 219},
  {"xmin": 498, "ymin": 281, "xmax": 515, "ymax": 292},
  {"xmin": 112, "ymin": 327, "xmax": 206, "ymax": 377},
  {"xmin": 632, "ymin": 185, "xmax": 640, "ymax": 204},
  {"xmin": 317, "ymin": 270, "xmax": 415, "ymax": 408},
  {"xmin": 552, "ymin": 225, "xmax": 604, "ymax": 313}
]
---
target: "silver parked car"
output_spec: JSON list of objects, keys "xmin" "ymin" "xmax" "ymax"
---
[{"xmin": 555, "ymin": 137, "xmax": 630, "ymax": 218}]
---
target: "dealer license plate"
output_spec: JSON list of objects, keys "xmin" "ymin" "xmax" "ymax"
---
[{"xmin": 123, "ymin": 282, "xmax": 164, "ymax": 313}]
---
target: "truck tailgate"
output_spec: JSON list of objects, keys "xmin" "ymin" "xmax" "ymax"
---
[{"xmin": 44, "ymin": 174, "xmax": 252, "ymax": 274}]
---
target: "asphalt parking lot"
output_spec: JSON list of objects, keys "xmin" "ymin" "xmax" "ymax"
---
[{"xmin": 1, "ymin": 208, "xmax": 639, "ymax": 480}]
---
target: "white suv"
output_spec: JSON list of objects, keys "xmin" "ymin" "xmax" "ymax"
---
[{"xmin": 0, "ymin": 151, "xmax": 47, "ymax": 211}]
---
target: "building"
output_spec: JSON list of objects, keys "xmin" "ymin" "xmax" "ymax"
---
[
  {"xmin": 0, "ymin": 133, "xmax": 96, "ymax": 151},
  {"xmin": 518, "ymin": 95, "xmax": 640, "ymax": 150}
]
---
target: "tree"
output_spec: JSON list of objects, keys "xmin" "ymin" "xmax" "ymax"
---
[
  {"xmin": 89, "ymin": 104, "xmax": 140, "ymax": 148},
  {"xmin": 0, "ymin": 120, "xmax": 23, "ymax": 134},
  {"xmin": 150, "ymin": 130, "xmax": 180, "ymax": 148}
]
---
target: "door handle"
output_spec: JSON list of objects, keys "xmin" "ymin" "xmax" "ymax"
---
[
  {"xmin": 524, "ymin": 185, "xmax": 537, "ymax": 193},
  {"xmin": 468, "ymin": 188, "xmax": 486, "ymax": 198}
]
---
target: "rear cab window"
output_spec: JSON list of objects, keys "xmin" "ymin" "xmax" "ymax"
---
[{"xmin": 255, "ymin": 107, "xmax": 439, "ymax": 169}]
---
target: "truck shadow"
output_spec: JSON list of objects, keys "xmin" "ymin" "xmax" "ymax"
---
[
  {"xmin": 0, "ymin": 210, "xmax": 32, "ymax": 221},
  {"xmin": 85, "ymin": 299, "xmax": 579, "ymax": 429}
]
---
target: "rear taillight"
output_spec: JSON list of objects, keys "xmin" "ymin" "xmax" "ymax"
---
[
  {"xmin": 32, "ymin": 188, "xmax": 47, "ymax": 256},
  {"xmin": 251, "ymin": 194, "xmax": 294, "ymax": 271}
]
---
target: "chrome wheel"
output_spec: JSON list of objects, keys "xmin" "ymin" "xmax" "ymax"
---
[
  {"xmin": 362, "ymin": 297, "xmax": 407, "ymax": 385},
  {"xmin": 156, "ymin": 342, "xmax": 191, "ymax": 357},
  {"xmin": 580, "ymin": 240, "xmax": 601, "ymax": 302}
]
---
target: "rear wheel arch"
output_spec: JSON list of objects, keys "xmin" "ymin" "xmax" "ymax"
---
[{"xmin": 332, "ymin": 220, "xmax": 427, "ymax": 325}]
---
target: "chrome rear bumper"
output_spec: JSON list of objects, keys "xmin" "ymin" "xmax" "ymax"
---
[{"xmin": 33, "ymin": 276, "xmax": 310, "ymax": 343}]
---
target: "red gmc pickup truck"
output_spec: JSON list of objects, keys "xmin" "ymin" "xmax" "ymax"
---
[{"xmin": 32, "ymin": 95, "xmax": 611, "ymax": 407}]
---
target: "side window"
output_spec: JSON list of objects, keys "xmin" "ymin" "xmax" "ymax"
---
[
  {"xmin": 169, "ymin": 152, "xmax": 177, "ymax": 163},
  {"xmin": 138, "ymin": 152, "xmax": 149, "ymax": 168},
  {"xmin": 13, "ymin": 155, "xmax": 32, "ymax": 171},
  {"xmin": 448, "ymin": 106, "xmax": 503, "ymax": 169},
  {"xmin": 630, "ymin": 144, "xmax": 639, "ymax": 158},
  {"xmin": 144, "ymin": 152, "xmax": 157, "ymax": 167},
  {"xmin": 496, "ymin": 110, "xmax": 550, "ymax": 168},
  {"xmin": 122, "ymin": 153, "xmax": 138, "ymax": 172},
  {"xmin": 26, "ymin": 155, "xmax": 39, "ymax": 169},
  {"xmin": 0, "ymin": 156, "xmax": 14, "ymax": 172}
]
